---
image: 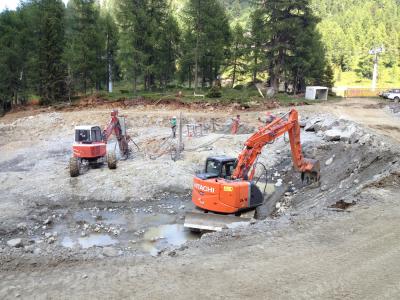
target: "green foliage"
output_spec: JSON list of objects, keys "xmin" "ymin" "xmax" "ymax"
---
[
  {"xmin": 35, "ymin": 0, "xmax": 67, "ymax": 104},
  {"xmin": 254, "ymin": 0, "xmax": 327, "ymax": 92},
  {"xmin": 355, "ymin": 56, "xmax": 374, "ymax": 79},
  {"xmin": 64, "ymin": 0, "xmax": 105, "ymax": 93},
  {"xmin": 246, "ymin": 9, "xmax": 267, "ymax": 83},
  {"xmin": 313, "ymin": 0, "xmax": 400, "ymax": 84},
  {"xmin": 320, "ymin": 64, "xmax": 335, "ymax": 88},
  {"xmin": 206, "ymin": 85, "xmax": 222, "ymax": 98},
  {"xmin": 2, "ymin": 0, "xmax": 400, "ymax": 112},
  {"xmin": 180, "ymin": 0, "xmax": 232, "ymax": 89},
  {"xmin": 117, "ymin": 0, "xmax": 180, "ymax": 91},
  {"xmin": 0, "ymin": 9, "xmax": 24, "ymax": 112},
  {"xmin": 226, "ymin": 23, "xmax": 247, "ymax": 87}
]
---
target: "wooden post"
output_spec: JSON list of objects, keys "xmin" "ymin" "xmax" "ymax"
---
[
  {"xmin": 211, "ymin": 118, "xmax": 216, "ymax": 132},
  {"xmin": 178, "ymin": 112, "xmax": 183, "ymax": 157}
]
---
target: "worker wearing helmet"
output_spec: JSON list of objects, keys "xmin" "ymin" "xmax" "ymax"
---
[{"xmin": 170, "ymin": 116, "xmax": 177, "ymax": 138}]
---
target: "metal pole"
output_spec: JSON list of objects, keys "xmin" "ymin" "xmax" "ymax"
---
[
  {"xmin": 369, "ymin": 46, "xmax": 383, "ymax": 91},
  {"xmin": 372, "ymin": 53, "xmax": 378, "ymax": 91},
  {"xmin": 108, "ymin": 61, "xmax": 113, "ymax": 93}
]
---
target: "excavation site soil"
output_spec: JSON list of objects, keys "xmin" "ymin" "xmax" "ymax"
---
[{"xmin": 1, "ymin": 98, "xmax": 400, "ymax": 299}]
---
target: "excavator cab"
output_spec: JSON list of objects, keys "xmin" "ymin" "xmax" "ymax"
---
[
  {"xmin": 197, "ymin": 157, "xmax": 237, "ymax": 180},
  {"xmin": 74, "ymin": 126, "xmax": 102, "ymax": 144}
]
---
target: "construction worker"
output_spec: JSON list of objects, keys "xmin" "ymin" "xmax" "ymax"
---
[
  {"xmin": 231, "ymin": 115, "xmax": 240, "ymax": 134},
  {"xmin": 170, "ymin": 116, "xmax": 177, "ymax": 138}
]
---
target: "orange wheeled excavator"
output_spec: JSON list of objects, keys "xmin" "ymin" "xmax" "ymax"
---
[
  {"xmin": 69, "ymin": 110, "xmax": 131, "ymax": 177},
  {"xmin": 184, "ymin": 108, "xmax": 320, "ymax": 231}
]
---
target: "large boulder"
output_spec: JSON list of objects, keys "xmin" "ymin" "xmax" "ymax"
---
[
  {"xmin": 266, "ymin": 87, "xmax": 275, "ymax": 98},
  {"xmin": 304, "ymin": 117, "xmax": 322, "ymax": 132},
  {"xmin": 323, "ymin": 123, "xmax": 362, "ymax": 144},
  {"xmin": 7, "ymin": 238, "xmax": 23, "ymax": 248},
  {"xmin": 324, "ymin": 129, "xmax": 342, "ymax": 141}
]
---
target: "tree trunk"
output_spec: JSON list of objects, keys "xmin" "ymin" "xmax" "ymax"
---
[
  {"xmin": 194, "ymin": 0, "xmax": 201, "ymax": 93},
  {"xmin": 188, "ymin": 65, "xmax": 192, "ymax": 89},
  {"xmin": 232, "ymin": 57, "xmax": 237, "ymax": 88},
  {"xmin": 134, "ymin": 77, "xmax": 137, "ymax": 95},
  {"xmin": 84, "ymin": 76, "xmax": 87, "ymax": 95},
  {"xmin": 202, "ymin": 68, "xmax": 205, "ymax": 88},
  {"xmin": 253, "ymin": 55, "xmax": 258, "ymax": 83}
]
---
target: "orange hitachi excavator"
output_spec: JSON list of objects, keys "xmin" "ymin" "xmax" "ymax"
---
[{"xmin": 184, "ymin": 108, "xmax": 320, "ymax": 231}]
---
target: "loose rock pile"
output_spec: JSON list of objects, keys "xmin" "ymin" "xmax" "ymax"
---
[{"xmin": 304, "ymin": 115, "xmax": 380, "ymax": 146}]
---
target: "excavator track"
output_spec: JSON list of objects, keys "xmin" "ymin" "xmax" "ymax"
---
[{"xmin": 184, "ymin": 211, "xmax": 252, "ymax": 232}]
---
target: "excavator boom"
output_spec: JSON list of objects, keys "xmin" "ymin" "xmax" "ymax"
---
[{"xmin": 233, "ymin": 109, "xmax": 319, "ymax": 181}]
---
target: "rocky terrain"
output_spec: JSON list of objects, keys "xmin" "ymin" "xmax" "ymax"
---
[{"xmin": 0, "ymin": 98, "xmax": 400, "ymax": 299}]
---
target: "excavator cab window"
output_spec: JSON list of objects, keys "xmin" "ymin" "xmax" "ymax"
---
[
  {"xmin": 205, "ymin": 159, "xmax": 221, "ymax": 177},
  {"xmin": 91, "ymin": 127, "xmax": 102, "ymax": 142},
  {"xmin": 221, "ymin": 161, "xmax": 236, "ymax": 179},
  {"xmin": 205, "ymin": 158, "xmax": 237, "ymax": 179},
  {"xmin": 76, "ymin": 130, "xmax": 91, "ymax": 143}
]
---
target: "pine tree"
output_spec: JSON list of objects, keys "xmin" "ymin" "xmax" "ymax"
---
[
  {"xmin": 229, "ymin": 23, "xmax": 246, "ymax": 87},
  {"xmin": 247, "ymin": 9, "xmax": 267, "ymax": 83},
  {"xmin": 36, "ymin": 0, "xmax": 67, "ymax": 104},
  {"xmin": 0, "ymin": 10, "xmax": 23, "ymax": 111},
  {"xmin": 117, "ymin": 0, "xmax": 179, "ymax": 91},
  {"xmin": 99, "ymin": 11, "xmax": 119, "ymax": 92},
  {"xmin": 258, "ymin": 0, "xmax": 326, "ymax": 93},
  {"xmin": 153, "ymin": 14, "xmax": 180, "ymax": 88},
  {"xmin": 182, "ymin": 0, "xmax": 231, "ymax": 90},
  {"xmin": 64, "ymin": 0, "xmax": 104, "ymax": 94},
  {"xmin": 321, "ymin": 63, "xmax": 334, "ymax": 88}
]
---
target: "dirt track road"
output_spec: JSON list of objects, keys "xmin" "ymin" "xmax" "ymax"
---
[{"xmin": 1, "ymin": 187, "xmax": 399, "ymax": 299}]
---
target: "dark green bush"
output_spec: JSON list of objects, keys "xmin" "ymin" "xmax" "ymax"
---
[{"xmin": 206, "ymin": 86, "xmax": 222, "ymax": 98}]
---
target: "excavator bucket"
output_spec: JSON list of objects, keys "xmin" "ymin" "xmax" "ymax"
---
[
  {"xmin": 184, "ymin": 211, "xmax": 252, "ymax": 232},
  {"xmin": 302, "ymin": 158, "xmax": 321, "ymax": 183}
]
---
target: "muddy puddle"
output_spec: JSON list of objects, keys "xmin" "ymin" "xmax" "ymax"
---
[
  {"xmin": 142, "ymin": 224, "xmax": 199, "ymax": 256},
  {"xmin": 34, "ymin": 200, "xmax": 200, "ymax": 256},
  {"xmin": 61, "ymin": 234, "xmax": 118, "ymax": 249}
]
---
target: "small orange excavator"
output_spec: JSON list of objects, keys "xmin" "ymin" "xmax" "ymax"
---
[
  {"xmin": 69, "ymin": 110, "xmax": 131, "ymax": 177},
  {"xmin": 185, "ymin": 108, "xmax": 320, "ymax": 231}
]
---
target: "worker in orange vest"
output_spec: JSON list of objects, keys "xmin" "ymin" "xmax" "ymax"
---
[{"xmin": 231, "ymin": 115, "xmax": 240, "ymax": 134}]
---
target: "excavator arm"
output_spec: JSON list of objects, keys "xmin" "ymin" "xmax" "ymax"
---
[
  {"xmin": 102, "ymin": 110, "xmax": 130, "ymax": 157},
  {"xmin": 103, "ymin": 110, "xmax": 122, "ymax": 142},
  {"xmin": 232, "ymin": 109, "xmax": 320, "ymax": 182}
]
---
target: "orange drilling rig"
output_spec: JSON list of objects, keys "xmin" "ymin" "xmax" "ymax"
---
[
  {"xmin": 69, "ymin": 110, "xmax": 131, "ymax": 177},
  {"xmin": 184, "ymin": 108, "xmax": 320, "ymax": 230}
]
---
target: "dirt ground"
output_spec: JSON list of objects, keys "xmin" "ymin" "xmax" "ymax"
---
[{"xmin": 0, "ymin": 98, "xmax": 400, "ymax": 299}]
